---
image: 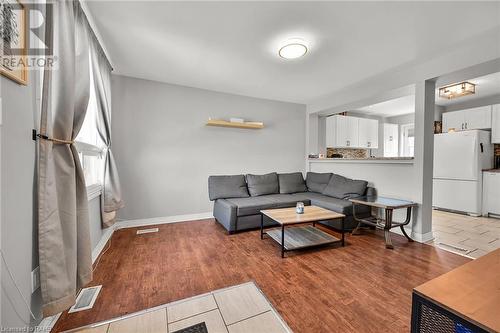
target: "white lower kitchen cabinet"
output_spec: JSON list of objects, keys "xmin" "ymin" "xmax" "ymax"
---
[{"xmin": 483, "ymin": 171, "xmax": 500, "ymax": 216}]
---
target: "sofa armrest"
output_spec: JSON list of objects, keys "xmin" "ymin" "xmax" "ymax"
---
[
  {"xmin": 366, "ymin": 187, "xmax": 377, "ymax": 197},
  {"xmin": 213, "ymin": 199, "xmax": 238, "ymax": 232}
]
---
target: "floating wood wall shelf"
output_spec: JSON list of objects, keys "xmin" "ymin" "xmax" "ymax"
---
[{"xmin": 206, "ymin": 119, "xmax": 264, "ymax": 129}]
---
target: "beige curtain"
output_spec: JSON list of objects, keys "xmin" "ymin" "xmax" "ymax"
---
[
  {"xmin": 89, "ymin": 37, "xmax": 124, "ymax": 227},
  {"xmin": 38, "ymin": 0, "xmax": 93, "ymax": 316}
]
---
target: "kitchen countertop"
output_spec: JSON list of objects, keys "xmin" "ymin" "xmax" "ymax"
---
[
  {"xmin": 483, "ymin": 169, "xmax": 500, "ymax": 173},
  {"xmin": 309, "ymin": 157, "xmax": 414, "ymax": 164}
]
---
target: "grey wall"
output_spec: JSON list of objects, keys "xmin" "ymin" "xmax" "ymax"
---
[
  {"xmin": 0, "ymin": 75, "xmax": 42, "ymax": 327},
  {"xmin": 111, "ymin": 75, "xmax": 306, "ymax": 220},
  {"xmin": 442, "ymin": 94, "xmax": 500, "ymax": 113}
]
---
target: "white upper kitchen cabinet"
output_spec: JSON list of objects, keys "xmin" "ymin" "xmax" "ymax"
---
[
  {"xmin": 383, "ymin": 123, "xmax": 399, "ymax": 157},
  {"xmin": 325, "ymin": 115, "xmax": 359, "ymax": 148},
  {"xmin": 442, "ymin": 106, "xmax": 492, "ymax": 132},
  {"xmin": 358, "ymin": 118, "xmax": 379, "ymax": 149},
  {"xmin": 492, "ymin": 104, "xmax": 500, "ymax": 144}
]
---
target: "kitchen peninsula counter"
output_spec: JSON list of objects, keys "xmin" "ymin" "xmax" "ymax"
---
[{"xmin": 309, "ymin": 157, "xmax": 414, "ymax": 164}]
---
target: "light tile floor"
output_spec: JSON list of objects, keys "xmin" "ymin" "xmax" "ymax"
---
[
  {"xmin": 64, "ymin": 282, "xmax": 292, "ymax": 333},
  {"xmin": 429, "ymin": 210, "xmax": 500, "ymax": 259}
]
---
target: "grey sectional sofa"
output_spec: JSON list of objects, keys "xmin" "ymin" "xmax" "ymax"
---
[{"xmin": 208, "ymin": 172, "xmax": 375, "ymax": 234}]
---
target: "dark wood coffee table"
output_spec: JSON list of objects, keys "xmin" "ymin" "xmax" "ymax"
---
[
  {"xmin": 349, "ymin": 196, "xmax": 417, "ymax": 249},
  {"xmin": 260, "ymin": 206, "xmax": 345, "ymax": 258}
]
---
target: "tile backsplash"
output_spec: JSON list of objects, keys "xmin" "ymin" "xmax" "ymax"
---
[{"xmin": 327, "ymin": 148, "xmax": 368, "ymax": 159}]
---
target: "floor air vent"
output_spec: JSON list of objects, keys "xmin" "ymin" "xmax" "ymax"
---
[
  {"xmin": 136, "ymin": 228, "xmax": 159, "ymax": 235},
  {"xmin": 68, "ymin": 285, "xmax": 102, "ymax": 313}
]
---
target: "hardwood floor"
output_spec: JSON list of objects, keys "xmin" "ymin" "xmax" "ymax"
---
[{"xmin": 52, "ymin": 219, "xmax": 469, "ymax": 333}]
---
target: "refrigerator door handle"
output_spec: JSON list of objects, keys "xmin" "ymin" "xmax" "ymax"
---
[{"xmin": 480, "ymin": 143, "xmax": 484, "ymax": 153}]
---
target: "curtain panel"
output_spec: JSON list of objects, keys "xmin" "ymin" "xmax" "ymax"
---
[
  {"xmin": 38, "ymin": 0, "xmax": 92, "ymax": 316},
  {"xmin": 89, "ymin": 36, "xmax": 124, "ymax": 227}
]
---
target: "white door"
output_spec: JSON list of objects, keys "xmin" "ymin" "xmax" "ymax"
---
[
  {"xmin": 384, "ymin": 123, "xmax": 399, "ymax": 157},
  {"xmin": 492, "ymin": 104, "xmax": 500, "ymax": 143},
  {"xmin": 464, "ymin": 106, "xmax": 492, "ymax": 130},
  {"xmin": 433, "ymin": 132, "xmax": 478, "ymax": 181},
  {"xmin": 443, "ymin": 111, "xmax": 464, "ymax": 132},
  {"xmin": 483, "ymin": 172, "xmax": 500, "ymax": 215}
]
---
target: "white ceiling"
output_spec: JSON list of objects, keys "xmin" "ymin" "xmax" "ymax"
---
[
  {"xmin": 435, "ymin": 72, "xmax": 500, "ymax": 107},
  {"xmin": 355, "ymin": 95, "xmax": 415, "ymax": 118},
  {"xmin": 86, "ymin": 1, "xmax": 500, "ymax": 104}
]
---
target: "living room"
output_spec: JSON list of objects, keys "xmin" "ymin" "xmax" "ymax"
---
[{"xmin": 1, "ymin": 1, "xmax": 499, "ymax": 333}]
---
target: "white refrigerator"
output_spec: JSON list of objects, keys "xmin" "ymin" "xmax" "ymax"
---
[{"xmin": 433, "ymin": 130, "xmax": 493, "ymax": 216}]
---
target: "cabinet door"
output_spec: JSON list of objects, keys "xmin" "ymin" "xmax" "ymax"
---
[
  {"xmin": 484, "ymin": 172, "xmax": 500, "ymax": 215},
  {"xmin": 358, "ymin": 118, "xmax": 378, "ymax": 148},
  {"xmin": 346, "ymin": 116, "xmax": 359, "ymax": 148},
  {"xmin": 383, "ymin": 123, "xmax": 399, "ymax": 157},
  {"xmin": 491, "ymin": 104, "xmax": 500, "ymax": 143},
  {"xmin": 443, "ymin": 111, "xmax": 465, "ymax": 132},
  {"xmin": 358, "ymin": 118, "xmax": 369, "ymax": 148},
  {"xmin": 325, "ymin": 116, "xmax": 335, "ymax": 147},
  {"xmin": 368, "ymin": 119, "xmax": 379, "ymax": 148},
  {"xmin": 464, "ymin": 106, "xmax": 492, "ymax": 130}
]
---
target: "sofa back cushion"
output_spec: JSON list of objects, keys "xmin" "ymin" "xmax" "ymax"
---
[
  {"xmin": 306, "ymin": 172, "xmax": 332, "ymax": 193},
  {"xmin": 246, "ymin": 173, "xmax": 279, "ymax": 197},
  {"xmin": 208, "ymin": 175, "xmax": 249, "ymax": 201},
  {"xmin": 278, "ymin": 172, "xmax": 307, "ymax": 194},
  {"xmin": 322, "ymin": 173, "xmax": 368, "ymax": 199}
]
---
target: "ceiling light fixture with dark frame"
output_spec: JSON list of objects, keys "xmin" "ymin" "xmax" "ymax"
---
[{"xmin": 438, "ymin": 81, "xmax": 476, "ymax": 100}]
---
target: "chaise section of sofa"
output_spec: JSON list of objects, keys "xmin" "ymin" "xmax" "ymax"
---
[{"xmin": 208, "ymin": 172, "xmax": 374, "ymax": 234}]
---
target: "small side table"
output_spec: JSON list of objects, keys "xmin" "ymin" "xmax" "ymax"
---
[{"xmin": 349, "ymin": 196, "xmax": 417, "ymax": 249}]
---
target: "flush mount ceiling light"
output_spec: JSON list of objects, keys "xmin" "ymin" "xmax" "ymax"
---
[
  {"xmin": 439, "ymin": 81, "xmax": 476, "ymax": 100},
  {"xmin": 278, "ymin": 39, "xmax": 308, "ymax": 59}
]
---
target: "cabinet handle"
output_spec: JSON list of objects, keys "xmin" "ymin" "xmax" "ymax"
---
[
  {"xmin": 462, "ymin": 123, "xmax": 464, "ymax": 130},
  {"xmin": 466, "ymin": 122, "xmax": 468, "ymax": 129},
  {"xmin": 367, "ymin": 142, "xmax": 371, "ymax": 147},
  {"xmin": 346, "ymin": 140, "xmax": 350, "ymax": 146}
]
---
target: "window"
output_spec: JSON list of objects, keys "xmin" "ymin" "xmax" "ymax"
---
[
  {"xmin": 400, "ymin": 123, "xmax": 415, "ymax": 157},
  {"xmin": 75, "ymin": 52, "xmax": 105, "ymax": 193}
]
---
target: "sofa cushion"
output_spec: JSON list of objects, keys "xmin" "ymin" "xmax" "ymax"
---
[
  {"xmin": 246, "ymin": 173, "xmax": 279, "ymax": 196},
  {"xmin": 208, "ymin": 175, "xmax": 249, "ymax": 200},
  {"xmin": 309, "ymin": 195, "xmax": 371, "ymax": 216},
  {"xmin": 226, "ymin": 196, "xmax": 276, "ymax": 216},
  {"xmin": 322, "ymin": 174, "xmax": 368, "ymax": 200},
  {"xmin": 278, "ymin": 172, "xmax": 307, "ymax": 194},
  {"xmin": 264, "ymin": 194, "xmax": 311, "ymax": 208},
  {"xmin": 306, "ymin": 172, "xmax": 332, "ymax": 193}
]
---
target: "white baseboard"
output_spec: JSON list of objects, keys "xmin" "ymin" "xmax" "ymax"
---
[
  {"xmin": 391, "ymin": 227, "xmax": 434, "ymax": 243},
  {"xmin": 116, "ymin": 212, "xmax": 213, "ymax": 230},
  {"xmin": 92, "ymin": 226, "xmax": 115, "ymax": 263}
]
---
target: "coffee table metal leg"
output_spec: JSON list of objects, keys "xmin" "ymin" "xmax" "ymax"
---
[
  {"xmin": 260, "ymin": 213, "xmax": 264, "ymax": 240},
  {"xmin": 281, "ymin": 225, "xmax": 285, "ymax": 258},
  {"xmin": 341, "ymin": 217, "xmax": 345, "ymax": 246},
  {"xmin": 384, "ymin": 208, "xmax": 394, "ymax": 249}
]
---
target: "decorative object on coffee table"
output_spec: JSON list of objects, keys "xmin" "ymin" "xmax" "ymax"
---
[
  {"xmin": 260, "ymin": 205, "xmax": 345, "ymax": 258},
  {"xmin": 349, "ymin": 196, "xmax": 417, "ymax": 249}
]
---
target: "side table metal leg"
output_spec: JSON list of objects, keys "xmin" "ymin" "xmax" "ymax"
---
[
  {"xmin": 384, "ymin": 208, "xmax": 394, "ymax": 249},
  {"xmin": 351, "ymin": 204, "xmax": 362, "ymax": 235},
  {"xmin": 281, "ymin": 225, "xmax": 285, "ymax": 258},
  {"xmin": 400, "ymin": 207, "xmax": 414, "ymax": 242}
]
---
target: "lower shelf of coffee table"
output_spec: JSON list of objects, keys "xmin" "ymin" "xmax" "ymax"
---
[{"xmin": 265, "ymin": 225, "xmax": 340, "ymax": 251}]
